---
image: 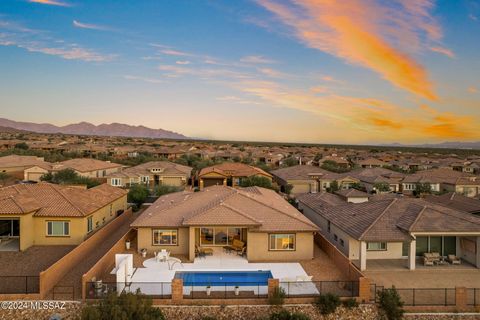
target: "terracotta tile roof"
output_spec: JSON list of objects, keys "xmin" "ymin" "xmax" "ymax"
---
[
  {"xmin": 403, "ymin": 168, "xmax": 477, "ymax": 185},
  {"xmin": 335, "ymin": 189, "xmax": 369, "ymax": 198},
  {"xmin": 108, "ymin": 161, "xmax": 192, "ymax": 178},
  {"xmin": 131, "ymin": 185, "xmax": 318, "ymax": 232},
  {"xmin": 271, "ymin": 165, "xmax": 330, "ymax": 182},
  {"xmin": 0, "ymin": 155, "xmax": 46, "ymax": 169},
  {"xmin": 198, "ymin": 163, "xmax": 272, "ymax": 179},
  {"xmin": 425, "ymin": 192, "xmax": 480, "ymax": 214},
  {"xmin": 0, "ymin": 182, "xmax": 127, "ymax": 217},
  {"xmin": 299, "ymin": 197, "xmax": 480, "ymax": 242},
  {"xmin": 58, "ymin": 158, "xmax": 122, "ymax": 173},
  {"xmin": 297, "ymin": 192, "xmax": 346, "ymax": 212}
]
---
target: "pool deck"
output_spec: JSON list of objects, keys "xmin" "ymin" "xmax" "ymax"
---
[{"xmin": 116, "ymin": 248, "xmax": 318, "ymax": 296}]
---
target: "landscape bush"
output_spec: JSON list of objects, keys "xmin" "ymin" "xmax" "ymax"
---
[
  {"xmin": 40, "ymin": 168, "xmax": 100, "ymax": 188},
  {"xmin": 268, "ymin": 287, "xmax": 286, "ymax": 306},
  {"xmin": 377, "ymin": 287, "xmax": 405, "ymax": 320},
  {"xmin": 342, "ymin": 297, "xmax": 359, "ymax": 309},
  {"xmin": 314, "ymin": 293, "xmax": 341, "ymax": 315},
  {"xmin": 128, "ymin": 183, "xmax": 150, "ymax": 209},
  {"xmin": 81, "ymin": 291, "xmax": 165, "ymax": 320},
  {"xmin": 269, "ymin": 309, "xmax": 310, "ymax": 320}
]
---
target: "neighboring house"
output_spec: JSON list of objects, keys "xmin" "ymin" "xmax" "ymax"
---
[
  {"xmin": 130, "ymin": 185, "xmax": 318, "ymax": 262},
  {"xmin": 271, "ymin": 165, "xmax": 329, "ymax": 194},
  {"xmin": 318, "ymin": 156, "xmax": 350, "ymax": 168},
  {"xmin": 425, "ymin": 192, "xmax": 480, "ymax": 215},
  {"xmin": 56, "ymin": 158, "xmax": 123, "ymax": 178},
  {"xmin": 271, "ymin": 165, "xmax": 361, "ymax": 195},
  {"xmin": 402, "ymin": 168, "xmax": 480, "ymax": 197},
  {"xmin": 23, "ymin": 158, "xmax": 124, "ymax": 182},
  {"xmin": 357, "ymin": 158, "xmax": 387, "ymax": 168},
  {"xmin": 197, "ymin": 163, "xmax": 272, "ymax": 190},
  {"xmin": 349, "ymin": 167, "xmax": 405, "ymax": 193},
  {"xmin": 0, "ymin": 155, "xmax": 47, "ymax": 180},
  {"xmin": 298, "ymin": 194, "xmax": 480, "ymax": 271},
  {"xmin": 334, "ymin": 189, "xmax": 369, "ymax": 203},
  {"xmin": 106, "ymin": 161, "xmax": 192, "ymax": 188},
  {"xmin": 0, "ymin": 182, "xmax": 127, "ymax": 251}
]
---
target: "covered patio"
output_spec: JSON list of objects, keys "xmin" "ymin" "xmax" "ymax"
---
[{"xmin": 0, "ymin": 219, "xmax": 20, "ymax": 251}]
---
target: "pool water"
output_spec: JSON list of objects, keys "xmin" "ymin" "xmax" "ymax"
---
[{"xmin": 174, "ymin": 271, "xmax": 273, "ymax": 286}]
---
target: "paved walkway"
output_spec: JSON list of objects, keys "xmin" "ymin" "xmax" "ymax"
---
[
  {"xmin": 49, "ymin": 212, "xmax": 138, "ymax": 299},
  {"xmin": 300, "ymin": 245, "xmax": 350, "ymax": 281}
]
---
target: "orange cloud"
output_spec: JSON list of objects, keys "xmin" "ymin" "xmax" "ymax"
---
[
  {"xmin": 29, "ymin": 0, "xmax": 70, "ymax": 6},
  {"xmin": 236, "ymin": 79, "xmax": 478, "ymax": 141},
  {"xmin": 257, "ymin": 0, "xmax": 441, "ymax": 100},
  {"xmin": 430, "ymin": 46, "xmax": 455, "ymax": 58}
]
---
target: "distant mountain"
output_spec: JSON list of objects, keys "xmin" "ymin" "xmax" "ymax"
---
[
  {"xmin": 383, "ymin": 141, "xmax": 480, "ymax": 150},
  {"xmin": 0, "ymin": 118, "xmax": 188, "ymax": 140}
]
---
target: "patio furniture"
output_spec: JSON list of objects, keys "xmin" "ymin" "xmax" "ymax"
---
[
  {"xmin": 423, "ymin": 252, "xmax": 440, "ymax": 266},
  {"xmin": 237, "ymin": 246, "xmax": 247, "ymax": 257},
  {"xmin": 167, "ymin": 257, "xmax": 183, "ymax": 270},
  {"xmin": 223, "ymin": 246, "xmax": 234, "ymax": 254},
  {"xmin": 231, "ymin": 239, "xmax": 245, "ymax": 252},
  {"xmin": 447, "ymin": 254, "xmax": 461, "ymax": 265},
  {"xmin": 195, "ymin": 245, "xmax": 213, "ymax": 256}
]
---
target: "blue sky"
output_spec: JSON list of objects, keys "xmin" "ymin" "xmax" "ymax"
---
[{"xmin": 0, "ymin": 0, "xmax": 479, "ymax": 143}]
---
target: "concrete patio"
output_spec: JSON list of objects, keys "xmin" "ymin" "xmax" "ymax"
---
[{"xmin": 353, "ymin": 258, "xmax": 478, "ymax": 271}]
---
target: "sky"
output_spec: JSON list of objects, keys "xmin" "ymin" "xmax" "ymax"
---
[{"xmin": 0, "ymin": 0, "xmax": 479, "ymax": 144}]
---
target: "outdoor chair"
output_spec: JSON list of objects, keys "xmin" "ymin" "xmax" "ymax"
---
[
  {"xmin": 447, "ymin": 254, "xmax": 461, "ymax": 265},
  {"xmin": 295, "ymin": 275, "xmax": 313, "ymax": 282},
  {"xmin": 237, "ymin": 246, "xmax": 247, "ymax": 257},
  {"xmin": 195, "ymin": 245, "xmax": 213, "ymax": 256}
]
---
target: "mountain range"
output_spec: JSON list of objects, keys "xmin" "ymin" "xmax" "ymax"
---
[{"xmin": 0, "ymin": 118, "xmax": 188, "ymax": 140}]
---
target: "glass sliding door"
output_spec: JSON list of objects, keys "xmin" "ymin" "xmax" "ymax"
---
[
  {"xmin": 214, "ymin": 227, "xmax": 228, "ymax": 246},
  {"xmin": 443, "ymin": 237, "xmax": 456, "ymax": 256},
  {"xmin": 200, "ymin": 228, "xmax": 214, "ymax": 245},
  {"xmin": 199, "ymin": 227, "xmax": 243, "ymax": 246},
  {"xmin": 416, "ymin": 237, "xmax": 428, "ymax": 256},
  {"xmin": 429, "ymin": 237, "xmax": 442, "ymax": 254},
  {"xmin": 228, "ymin": 228, "xmax": 241, "ymax": 243}
]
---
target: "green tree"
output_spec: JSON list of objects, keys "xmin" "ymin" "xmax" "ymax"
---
[
  {"xmin": 377, "ymin": 287, "xmax": 405, "ymax": 320},
  {"xmin": 128, "ymin": 184, "xmax": 149, "ymax": 208},
  {"xmin": 284, "ymin": 184, "xmax": 294, "ymax": 195},
  {"xmin": 414, "ymin": 183, "xmax": 432, "ymax": 197},
  {"xmin": 0, "ymin": 172, "xmax": 9, "ymax": 186},
  {"xmin": 81, "ymin": 290, "xmax": 164, "ymax": 320},
  {"xmin": 374, "ymin": 182, "xmax": 391, "ymax": 193},
  {"xmin": 40, "ymin": 168, "xmax": 100, "ymax": 188},
  {"xmin": 14, "ymin": 142, "xmax": 29, "ymax": 150},
  {"xmin": 282, "ymin": 157, "xmax": 298, "ymax": 167},
  {"xmin": 328, "ymin": 181, "xmax": 339, "ymax": 193},
  {"xmin": 240, "ymin": 176, "xmax": 274, "ymax": 189}
]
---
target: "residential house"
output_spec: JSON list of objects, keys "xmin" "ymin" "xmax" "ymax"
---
[
  {"xmin": 357, "ymin": 158, "xmax": 387, "ymax": 168},
  {"xmin": 0, "ymin": 155, "xmax": 47, "ymax": 180},
  {"xmin": 425, "ymin": 193, "xmax": 480, "ymax": 215},
  {"xmin": 106, "ymin": 161, "xmax": 192, "ymax": 188},
  {"xmin": 0, "ymin": 182, "xmax": 127, "ymax": 251},
  {"xmin": 130, "ymin": 185, "xmax": 318, "ymax": 262},
  {"xmin": 197, "ymin": 162, "xmax": 272, "ymax": 190},
  {"xmin": 298, "ymin": 194, "xmax": 480, "ymax": 271}
]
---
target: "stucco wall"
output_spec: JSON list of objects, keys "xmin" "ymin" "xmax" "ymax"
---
[
  {"xmin": 246, "ymin": 231, "xmax": 314, "ymax": 262},
  {"xmin": 136, "ymin": 227, "xmax": 189, "ymax": 256}
]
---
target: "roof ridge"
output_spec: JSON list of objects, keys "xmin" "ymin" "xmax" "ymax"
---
[
  {"xmin": 220, "ymin": 202, "xmax": 262, "ymax": 224},
  {"xmin": 237, "ymin": 190, "xmax": 317, "ymax": 229},
  {"xmin": 358, "ymin": 198, "xmax": 398, "ymax": 240},
  {"xmin": 425, "ymin": 204, "xmax": 480, "ymax": 226},
  {"xmin": 183, "ymin": 188, "xmax": 237, "ymax": 221},
  {"xmin": 49, "ymin": 184, "xmax": 86, "ymax": 216},
  {"xmin": 8, "ymin": 195, "xmax": 27, "ymax": 214},
  {"xmin": 404, "ymin": 204, "xmax": 428, "ymax": 232}
]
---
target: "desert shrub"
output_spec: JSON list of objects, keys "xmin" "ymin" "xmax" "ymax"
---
[
  {"xmin": 342, "ymin": 297, "xmax": 359, "ymax": 309},
  {"xmin": 268, "ymin": 287, "xmax": 286, "ymax": 306},
  {"xmin": 314, "ymin": 293, "xmax": 341, "ymax": 315},
  {"xmin": 269, "ymin": 309, "xmax": 310, "ymax": 320},
  {"xmin": 81, "ymin": 291, "xmax": 164, "ymax": 320},
  {"xmin": 377, "ymin": 287, "xmax": 404, "ymax": 320}
]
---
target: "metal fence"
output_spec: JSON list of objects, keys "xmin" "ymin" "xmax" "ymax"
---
[
  {"xmin": 371, "ymin": 285, "xmax": 457, "ymax": 307},
  {"xmin": 183, "ymin": 282, "xmax": 268, "ymax": 299},
  {"xmin": 0, "ymin": 276, "xmax": 39, "ymax": 294},
  {"xmin": 85, "ymin": 282, "xmax": 172, "ymax": 299},
  {"xmin": 280, "ymin": 281, "xmax": 359, "ymax": 298},
  {"xmin": 467, "ymin": 288, "xmax": 480, "ymax": 306}
]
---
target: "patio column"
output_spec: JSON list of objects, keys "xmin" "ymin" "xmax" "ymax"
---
[
  {"xmin": 408, "ymin": 240, "xmax": 416, "ymax": 270},
  {"xmin": 188, "ymin": 227, "xmax": 196, "ymax": 262},
  {"xmin": 359, "ymin": 241, "xmax": 367, "ymax": 271},
  {"xmin": 476, "ymin": 237, "xmax": 480, "ymax": 269}
]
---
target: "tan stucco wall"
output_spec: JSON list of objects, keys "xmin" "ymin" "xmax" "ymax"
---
[
  {"xmin": 23, "ymin": 166, "xmax": 49, "ymax": 181},
  {"xmin": 246, "ymin": 231, "xmax": 314, "ymax": 262},
  {"xmin": 76, "ymin": 167, "xmax": 121, "ymax": 178},
  {"xmin": 285, "ymin": 179, "xmax": 318, "ymax": 194},
  {"xmin": 0, "ymin": 213, "xmax": 35, "ymax": 251},
  {"xmin": 136, "ymin": 227, "xmax": 189, "ymax": 255}
]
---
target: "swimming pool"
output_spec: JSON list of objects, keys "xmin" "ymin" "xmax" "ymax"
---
[{"xmin": 174, "ymin": 271, "xmax": 273, "ymax": 286}]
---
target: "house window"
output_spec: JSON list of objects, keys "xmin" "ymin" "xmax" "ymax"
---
[
  {"xmin": 111, "ymin": 178, "xmax": 122, "ymax": 186},
  {"xmin": 153, "ymin": 229, "xmax": 178, "ymax": 245},
  {"xmin": 269, "ymin": 234, "xmax": 295, "ymax": 251},
  {"xmin": 334, "ymin": 234, "xmax": 338, "ymax": 241},
  {"xmin": 47, "ymin": 221, "xmax": 70, "ymax": 236},
  {"xmin": 141, "ymin": 176, "xmax": 149, "ymax": 184},
  {"xmin": 87, "ymin": 216, "xmax": 93, "ymax": 233},
  {"xmin": 327, "ymin": 221, "xmax": 331, "ymax": 233},
  {"xmin": 367, "ymin": 242, "xmax": 387, "ymax": 251},
  {"xmin": 340, "ymin": 239, "xmax": 345, "ymax": 247}
]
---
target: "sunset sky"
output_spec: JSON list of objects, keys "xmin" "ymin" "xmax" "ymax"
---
[{"xmin": 0, "ymin": 0, "xmax": 479, "ymax": 144}]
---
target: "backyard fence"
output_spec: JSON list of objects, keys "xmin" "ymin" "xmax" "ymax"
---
[
  {"xmin": 85, "ymin": 282, "xmax": 172, "ymax": 300},
  {"xmin": 280, "ymin": 280, "xmax": 359, "ymax": 298},
  {"xmin": 183, "ymin": 282, "xmax": 268, "ymax": 300},
  {"xmin": 467, "ymin": 288, "xmax": 480, "ymax": 306},
  {"xmin": 0, "ymin": 276, "xmax": 39, "ymax": 294}
]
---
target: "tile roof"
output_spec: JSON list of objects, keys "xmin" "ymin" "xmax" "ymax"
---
[
  {"xmin": 0, "ymin": 182, "xmax": 127, "ymax": 217},
  {"xmin": 335, "ymin": 189, "xmax": 369, "ymax": 198},
  {"xmin": 271, "ymin": 165, "xmax": 330, "ymax": 181},
  {"xmin": 425, "ymin": 192, "xmax": 480, "ymax": 214},
  {"xmin": 107, "ymin": 161, "xmax": 192, "ymax": 178},
  {"xmin": 198, "ymin": 163, "xmax": 272, "ymax": 178},
  {"xmin": 0, "ymin": 155, "xmax": 46, "ymax": 169},
  {"xmin": 131, "ymin": 185, "xmax": 318, "ymax": 232},
  {"xmin": 298, "ymin": 196, "xmax": 480, "ymax": 242},
  {"xmin": 58, "ymin": 158, "xmax": 122, "ymax": 173}
]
